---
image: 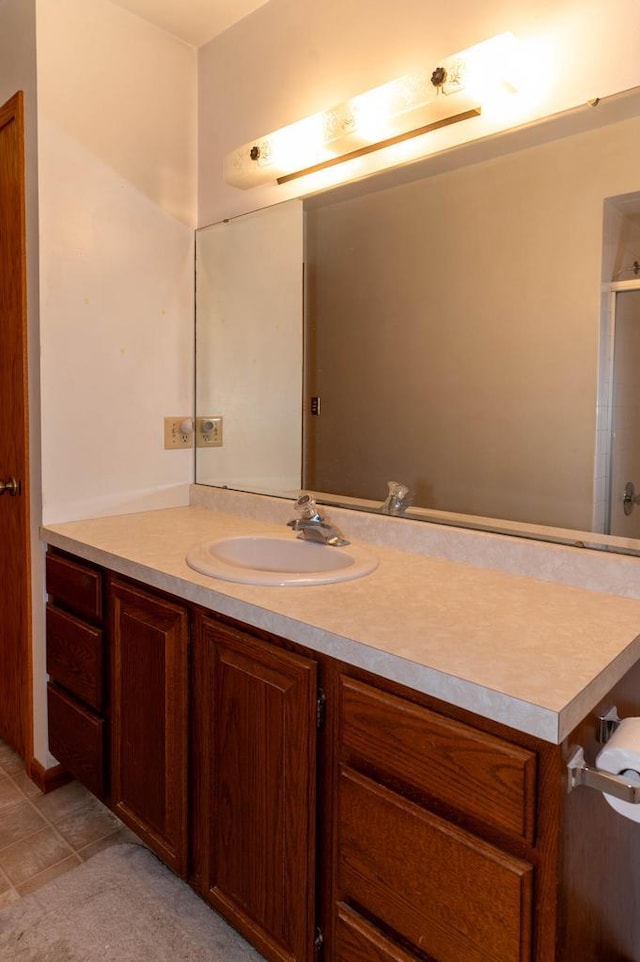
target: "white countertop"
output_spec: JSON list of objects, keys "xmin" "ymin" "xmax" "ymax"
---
[{"xmin": 41, "ymin": 504, "xmax": 640, "ymax": 745}]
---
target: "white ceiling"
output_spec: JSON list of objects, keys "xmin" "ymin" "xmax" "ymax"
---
[{"xmin": 108, "ymin": 0, "xmax": 270, "ymax": 47}]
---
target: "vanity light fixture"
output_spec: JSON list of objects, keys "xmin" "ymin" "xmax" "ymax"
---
[{"xmin": 224, "ymin": 33, "xmax": 519, "ymax": 189}]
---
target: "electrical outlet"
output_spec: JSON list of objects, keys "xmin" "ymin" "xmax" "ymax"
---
[
  {"xmin": 164, "ymin": 417, "xmax": 194, "ymax": 449},
  {"xmin": 196, "ymin": 416, "xmax": 223, "ymax": 447}
]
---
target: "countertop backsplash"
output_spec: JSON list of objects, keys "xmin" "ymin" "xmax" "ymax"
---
[{"xmin": 189, "ymin": 485, "xmax": 640, "ymax": 600}]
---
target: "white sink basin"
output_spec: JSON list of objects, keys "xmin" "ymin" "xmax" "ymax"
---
[{"xmin": 186, "ymin": 535, "xmax": 378, "ymax": 586}]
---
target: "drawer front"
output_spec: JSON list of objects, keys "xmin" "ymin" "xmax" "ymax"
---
[
  {"xmin": 46, "ymin": 604, "xmax": 104, "ymax": 711},
  {"xmin": 335, "ymin": 903, "xmax": 421, "ymax": 962},
  {"xmin": 338, "ymin": 766, "xmax": 533, "ymax": 962},
  {"xmin": 340, "ymin": 675, "xmax": 537, "ymax": 842},
  {"xmin": 46, "ymin": 552, "xmax": 103, "ymax": 623},
  {"xmin": 47, "ymin": 683, "xmax": 107, "ymax": 799}
]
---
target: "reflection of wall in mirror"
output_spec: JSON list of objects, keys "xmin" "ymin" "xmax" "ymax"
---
[
  {"xmin": 304, "ymin": 114, "xmax": 640, "ymax": 531},
  {"xmin": 195, "ymin": 200, "xmax": 303, "ymax": 494}
]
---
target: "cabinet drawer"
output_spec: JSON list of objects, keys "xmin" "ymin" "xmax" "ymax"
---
[
  {"xmin": 338, "ymin": 766, "xmax": 533, "ymax": 962},
  {"xmin": 47, "ymin": 683, "xmax": 107, "ymax": 799},
  {"xmin": 46, "ymin": 552, "xmax": 103, "ymax": 623},
  {"xmin": 335, "ymin": 903, "xmax": 421, "ymax": 962},
  {"xmin": 340, "ymin": 676, "xmax": 537, "ymax": 842},
  {"xmin": 46, "ymin": 604, "xmax": 104, "ymax": 711}
]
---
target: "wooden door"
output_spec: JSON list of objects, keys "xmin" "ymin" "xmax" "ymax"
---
[
  {"xmin": 110, "ymin": 578, "xmax": 189, "ymax": 875},
  {"xmin": 195, "ymin": 616, "xmax": 317, "ymax": 962},
  {"xmin": 0, "ymin": 91, "xmax": 31, "ymax": 759}
]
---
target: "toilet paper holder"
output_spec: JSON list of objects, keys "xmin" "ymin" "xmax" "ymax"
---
[
  {"xmin": 567, "ymin": 707, "xmax": 640, "ymax": 803},
  {"xmin": 596, "ymin": 705, "xmax": 621, "ymax": 744},
  {"xmin": 566, "ymin": 745, "xmax": 640, "ymax": 803}
]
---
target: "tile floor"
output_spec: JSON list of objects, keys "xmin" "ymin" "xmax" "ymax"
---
[{"xmin": 0, "ymin": 739, "xmax": 138, "ymax": 909}]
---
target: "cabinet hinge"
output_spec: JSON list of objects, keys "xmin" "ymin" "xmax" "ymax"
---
[
  {"xmin": 314, "ymin": 926, "xmax": 324, "ymax": 958},
  {"xmin": 316, "ymin": 689, "xmax": 326, "ymax": 730}
]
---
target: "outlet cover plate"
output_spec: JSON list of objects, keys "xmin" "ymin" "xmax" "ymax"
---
[
  {"xmin": 164, "ymin": 417, "xmax": 193, "ymax": 449},
  {"xmin": 196, "ymin": 416, "xmax": 223, "ymax": 447}
]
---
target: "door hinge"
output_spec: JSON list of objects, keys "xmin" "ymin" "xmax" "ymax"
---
[
  {"xmin": 314, "ymin": 926, "xmax": 324, "ymax": 958},
  {"xmin": 316, "ymin": 689, "xmax": 326, "ymax": 730}
]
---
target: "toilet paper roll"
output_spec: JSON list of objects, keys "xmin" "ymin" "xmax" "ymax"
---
[{"xmin": 596, "ymin": 717, "xmax": 640, "ymax": 822}]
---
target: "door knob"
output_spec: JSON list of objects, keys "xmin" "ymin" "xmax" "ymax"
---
[{"xmin": 0, "ymin": 477, "xmax": 21, "ymax": 496}]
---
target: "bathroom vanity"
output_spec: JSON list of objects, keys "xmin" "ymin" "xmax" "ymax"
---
[{"xmin": 42, "ymin": 501, "xmax": 640, "ymax": 962}]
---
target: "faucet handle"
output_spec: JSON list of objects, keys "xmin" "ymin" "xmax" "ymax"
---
[
  {"xmin": 386, "ymin": 481, "xmax": 410, "ymax": 500},
  {"xmin": 288, "ymin": 495, "xmax": 350, "ymax": 546},
  {"xmin": 380, "ymin": 480, "xmax": 412, "ymax": 515},
  {"xmin": 294, "ymin": 493, "xmax": 321, "ymax": 520}
]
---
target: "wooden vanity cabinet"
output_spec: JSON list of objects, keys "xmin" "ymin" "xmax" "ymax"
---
[
  {"xmin": 45, "ymin": 549, "xmax": 580, "ymax": 962},
  {"xmin": 109, "ymin": 577, "xmax": 189, "ymax": 876},
  {"xmin": 192, "ymin": 612, "xmax": 319, "ymax": 962},
  {"xmin": 45, "ymin": 550, "xmax": 108, "ymax": 799},
  {"xmin": 46, "ymin": 556, "xmax": 189, "ymax": 874},
  {"xmin": 329, "ymin": 670, "xmax": 560, "ymax": 962}
]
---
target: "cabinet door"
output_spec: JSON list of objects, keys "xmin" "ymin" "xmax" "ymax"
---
[
  {"xmin": 196, "ymin": 616, "xmax": 317, "ymax": 962},
  {"xmin": 110, "ymin": 579, "xmax": 189, "ymax": 875}
]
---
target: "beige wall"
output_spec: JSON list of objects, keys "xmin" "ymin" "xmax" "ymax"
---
[
  {"xmin": 305, "ymin": 115, "xmax": 640, "ymax": 530},
  {"xmin": 36, "ymin": 0, "xmax": 197, "ymax": 524}
]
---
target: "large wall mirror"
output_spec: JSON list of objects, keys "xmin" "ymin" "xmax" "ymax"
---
[{"xmin": 195, "ymin": 86, "xmax": 640, "ymax": 555}]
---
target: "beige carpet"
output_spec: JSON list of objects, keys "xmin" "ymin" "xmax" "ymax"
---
[{"xmin": 0, "ymin": 843, "xmax": 265, "ymax": 961}]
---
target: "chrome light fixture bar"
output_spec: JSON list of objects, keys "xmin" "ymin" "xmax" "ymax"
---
[{"xmin": 224, "ymin": 33, "xmax": 518, "ymax": 190}]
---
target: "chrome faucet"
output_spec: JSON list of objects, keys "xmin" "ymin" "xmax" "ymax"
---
[
  {"xmin": 379, "ymin": 480, "xmax": 412, "ymax": 516},
  {"xmin": 287, "ymin": 494, "xmax": 350, "ymax": 546}
]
